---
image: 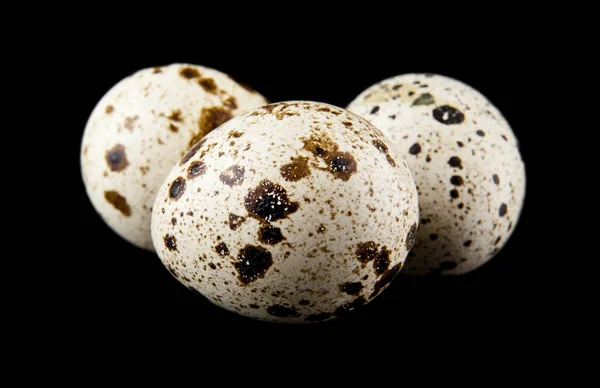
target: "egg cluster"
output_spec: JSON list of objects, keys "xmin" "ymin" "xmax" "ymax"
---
[{"xmin": 81, "ymin": 64, "xmax": 525, "ymax": 323}]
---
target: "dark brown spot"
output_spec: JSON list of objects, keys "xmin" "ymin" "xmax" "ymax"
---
[
  {"xmin": 463, "ymin": 240, "xmax": 472, "ymax": 247},
  {"xmin": 409, "ymin": 143, "xmax": 422, "ymax": 155},
  {"xmin": 167, "ymin": 265, "xmax": 179, "ymax": 278},
  {"xmin": 499, "ymin": 203, "xmax": 508, "ymax": 217},
  {"xmin": 340, "ymin": 282, "xmax": 363, "ymax": 295},
  {"xmin": 249, "ymin": 304, "xmax": 260, "ymax": 309},
  {"xmin": 198, "ymin": 77, "xmax": 217, "ymax": 93},
  {"xmin": 223, "ymin": 96, "xmax": 238, "ymax": 110},
  {"xmin": 235, "ymin": 245, "xmax": 273, "ymax": 284},
  {"xmin": 370, "ymin": 106, "xmax": 380, "ymax": 114},
  {"xmin": 494, "ymin": 237, "xmax": 502, "ymax": 245},
  {"xmin": 169, "ymin": 124, "xmax": 179, "ymax": 133},
  {"xmin": 493, "ymin": 174, "xmax": 500, "ymax": 185},
  {"xmin": 267, "ymin": 305, "xmax": 300, "ymax": 318},
  {"xmin": 299, "ymin": 300, "xmax": 310, "ymax": 306},
  {"xmin": 457, "ymin": 141, "xmax": 464, "ymax": 147},
  {"xmin": 104, "ymin": 190, "xmax": 131, "ymax": 217},
  {"xmin": 406, "ymin": 223, "xmax": 418, "ymax": 251},
  {"xmin": 440, "ymin": 261, "xmax": 457, "ymax": 270},
  {"xmin": 432, "ymin": 105, "xmax": 465, "ymax": 125},
  {"xmin": 105, "ymin": 105, "xmax": 114, "ymax": 114},
  {"xmin": 152, "ymin": 67, "xmax": 162, "ymax": 74},
  {"xmin": 476, "ymin": 130, "xmax": 485, "ymax": 137},
  {"xmin": 171, "ymin": 217, "xmax": 177, "ymax": 225},
  {"xmin": 372, "ymin": 140, "xmax": 396, "ymax": 167},
  {"xmin": 219, "ymin": 165, "xmax": 245, "ymax": 186},
  {"xmin": 328, "ymin": 152, "xmax": 357, "ymax": 181},
  {"xmin": 215, "ymin": 242, "xmax": 229, "ymax": 256},
  {"xmin": 373, "ymin": 247, "xmax": 391, "ymax": 275},
  {"xmin": 258, "ymin": 225, "xmax": 284, "ymax": 245},
  {"xmin": 412, "ymin": 92, "xmax": 435, "ymax": 106},
  {"xmin": 370, "ymin": 263, "xmax": 402, "ymax": 298},
  {"xmin": 180, "ymin": 138, "xmax": 206, "ymax": 166},
  {"xmin": 317, "ymin": 224, "xmax": 326, "ymax": 234},
  {"xmin": 450, "ymin": 175, "xmax": 464, "ymax": 186},
  {"xmin": 244, "ymin": 180, "xmax": 299, "ymax": 223},
  {"xmin": 229, "ymin": 213, "xmax": 246, "ymax": 230},
  {"xmin": 164, "ymin": 234, "xmax": 177, "ymax": 251},
  {"xmin": 180, "ymin": 67, "xmax": 200, "ymax": 79},
  {"xmin": 342, "ymin": 121, "xmax": 353, "ymax": 128},
  {"xmin": 168, "ymin": 109, "xmax": 183, "ymax": 122},
  {"xmin": 305, "ymin": 313, "xmax": 333, "ymax": 322},
  {"xmin": 208, "ymin": 262, "xmax": 217, "ymax": 270},
  {"xmin": 450, "ymin": 189, "xmax": 460, "ymax": 199},
  {"xmin": 105, "ymin": 144, "xmax": 129, "ymax": 172},
  {"xmin": 169, "ymin": 177, "xmax": 186, "ymax": 200},
  {"xmin": 190, "ymin": 107, "xmax": 233, "ymax": 148},
  {"xmin": 188, "ymin": 161, "xmax": 207, "ymax": 179},
  {"xmin": 356, "ymin": 241, "xmax": 379, "ymax": 263},
  {"xmin": 448, "ymin": 156, "xmax": 462, "ymax": 169},
  {"xmin": 334, "ymin": 296, "xmax": 366, "ymax": 316},
  {"xmin": 229, "ymin": 130, "xmax": 243, "ymax": 138},
  {"xmin": 280, "ymin": 156, "xmax": 311, "ymax": 182},
  {"xmin": 429, "ymin": 234, "xmax": 438, "ymax": 241}
]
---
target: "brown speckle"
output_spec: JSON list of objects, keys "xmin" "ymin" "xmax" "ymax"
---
[
  {"xmin": 372, "ymin": 140, "xmax": 396, "ymax": 167},
  {"xmin": 258, "ymin": 225, "xmax": 284, "ymax": 245},
  {"xmin": 373, "ymin": 247, "xmax": 391, "ymax": 275},
  {"xmin": 439, "ymin": 261, "xmax": 457, "ymax": 270},
  {"xmin": 370, "ymin": 263, "xmax": 402, "ymax": 298},
  {"xmin": 235, "ymin": 245, "xmax": 273, "ymax": 284},
  {"xmin": 267, "ymin": 305, "xmax": 300, "ymax": 318},
  {"xmin": 187, "ymin": 161, "xmax": 207, "ymax": 180},
  {"xmin": 432, "ymin": 105, "xmax": 465, "ymax": 125},
  {"xmin": 124, "ymin": 116, "xmax": 138, "ymax": 131},
  {"xmin": 198, "ymin": 77, "xmax": 217, "ymax": 93},
  {"xmin": 219, "ymin": 165, "xmax": 245, "ymax": 186},
  {"xmin": 340, "ymin": 282, "xmax": 363, "ymax": 295},
  {"xmin": 450, "ymin": 175, "xmax": 464, "ymax": 186},
  {"xmin": 169, "ymin": 123, "xmax": 179, "ymax": 133},
  {"xmin": 180, "ymin": 67, "xmax": 200, "ymax": 79},
  {"xmin": 215, "ymin": 242, "xmax": 229, "ymax": 256},
  {"xmin": 499, "ymin": 203, "xmax": 508, "ymax": 217},
  {"xmin": 180, "ymin": 138, "xmax": 206, "ymax": 166},
  {"xmin": 164, "ymin": 234, "xmax": 177, "ymax": 251},
  {"xmin": 356, "ymin": 241, "xmax": 379, "ymax": 263},
  {"xmin": 169, "ymin": 177, "xmax": 186, "ymax": 200},
  {"xmin": 229, "ymin": 213, "xmax": 246, "ymax": 230},
  {"xmin": 229, "ymin": 130, "xmax": 243, "ymax": 138},
  {"xmin": 412, "ymin": 92, "xmax": 435, "ymax": 106},
  {"xmin": 280, "ymin": 156, "xmax": 311, "ymax": 182},
  {"xmin": 244, "ymin": 180, "xmax": 299, "ymax": 223},
  {"xmin": 105, "ymin": 105, "xmax": 114, "ymax": 114},
  {"xmin": 104, "ymin": 190, "xmax": 131, "ymax": 217},
  {"xmin": 152, "ymin": 67, "xmax": 162, "ymax": 74},
  {"xmin": 493, "ymin": 174, "xmax": 500, "ymax": 185},
  {"xmin": 105, "ymin": 144, "xmax": 129, "ymax": 172},
  {"xmin": 168, "ymin": 109, "xmax": 183, "ymax": 122},
  {"xmin": 329, "ymin": 152, "xmax": 357, "ymax": 181},
  {"xmin": 317, "ymin": 224, "xmax": 326, "ymax": 234},
  {"xmin": 448, "ymin": 156, "xmax": 462, "ymax": 169},
  {"xmin": 191, "ymin": 107, "xmax": 233, "ymax": 148},
  {"xmin": 409, "ymin": 143, "xmax": 422, "ymax": 155}
]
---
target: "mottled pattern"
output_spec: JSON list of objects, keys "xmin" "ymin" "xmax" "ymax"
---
[
  {"xmin": 348, "ymin": 73, "xmax": 525, "ymax": 275},
  {"xmin": 80, "ymin": 64, "xmax": 268, "ymax": 250},
  {"xmin": 151, "ymin": 101, "xmax": 419, "ymax": 323}
]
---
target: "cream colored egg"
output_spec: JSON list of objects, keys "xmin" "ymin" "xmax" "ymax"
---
[
  {"xmin": 151, "ymin": 101, "xmax": 419, "ymax": 323},
  {"xmin": 347, "ymin": 73, "xmax": 525, "ymax": 275},
  {"xmin": 81, "ymin": 64, "xmax": 268, "ymax": 250}
]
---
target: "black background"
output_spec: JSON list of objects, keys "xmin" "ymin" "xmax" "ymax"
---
[{"xmin": 63, "ymin": 21, "xmax": 557, "ymax": 346}]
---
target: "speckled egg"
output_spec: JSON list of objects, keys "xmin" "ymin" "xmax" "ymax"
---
[
  {"xmin": 151, "ymin": 101, "xmax": 419, "ymax": 323},
  {"xmin": 80, "ymin": 64, "xmax": 268, "ymax": 250},
  {"xmin": 347, "ymin": 73, "xmax": 525, "ymax": 275}
]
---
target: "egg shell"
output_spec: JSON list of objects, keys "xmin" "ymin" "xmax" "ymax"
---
[
  {"xmin": 347, "ymin": 73, "xmax": 525, "ymax": 275},
  {"xmin": 151, "ymin": 101, "xmax": 419, "ymax": 323},
  {"xmin": 80, "ymin": 64, "xmax": 268, "ymax": 250}
]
